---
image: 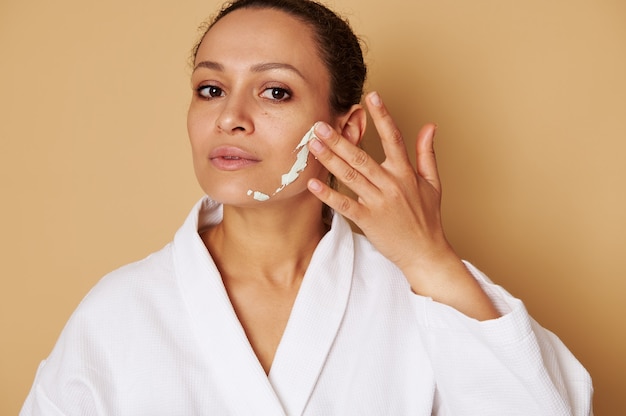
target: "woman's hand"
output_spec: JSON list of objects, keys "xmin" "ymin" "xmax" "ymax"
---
[{"xmin": 307, "ymin": 91, "xmax": 499, "ymax": 320}]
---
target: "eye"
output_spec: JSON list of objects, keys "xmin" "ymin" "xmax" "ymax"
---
[
  {"xmin": 260, "ymin": 87, "xmax": 292, "ymax": 102},
  {"xmin": 197, "ymin": 85, "xmax": 224, "ymax": 99}
]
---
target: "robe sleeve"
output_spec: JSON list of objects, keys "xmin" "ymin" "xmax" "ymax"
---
[
  {"xmin": 414, "ymin": 261, "xmax": 593, "ymax": 416},
  {"xmin": 20, "ymin": 356, "xmax": 102, "ymax": 416},
  {"xmin": 20, "ymin": 360, "xmax": 78, "ymax": 416}
]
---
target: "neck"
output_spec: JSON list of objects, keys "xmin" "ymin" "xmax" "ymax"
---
[{"xmin": 202, "ymin": 196, "xmax": 328, "ymax": 287}]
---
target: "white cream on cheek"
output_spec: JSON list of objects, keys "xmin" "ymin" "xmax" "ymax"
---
[{"xmin": 247, "ymin": 124, "xmax": 317, "ymax": 201}]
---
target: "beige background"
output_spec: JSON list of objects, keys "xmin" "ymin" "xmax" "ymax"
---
[{"xmin": 1, "ymin": 0, "xmax": 624, "ymax": 414}]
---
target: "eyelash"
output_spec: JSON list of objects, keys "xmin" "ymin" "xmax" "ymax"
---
[
  {"xmin": 195, "ymin": 85, "xmax": 292, "ymax": 102},
  {"xmin": 260, "ymin": 87, "xmax": 292, "ymax": 102},
  {"xmin": 196, "ymin": 85, "xmax": 224, "ymax": 99}
]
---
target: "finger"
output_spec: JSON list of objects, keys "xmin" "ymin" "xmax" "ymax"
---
[
  {"xmin": 365, "ymin": 91, "xmax": 411, "ymax": 165},
  {"xmin": 307, "ymin": 178, "xmax": 366, "ymax": 224},
  {"xmin": 310, "ymin": 122, "xmax": 389, "ymax": 200},
  {"xmin": 313, "ymin": 121, "xmax": 386, "ymax": 185},
  {"xmin": 415, "ymin": 123, "xmax": 442, "ymax": 192},
  {"xmin": 308, "ymin": 134, "xmax": 380, "ymax": 203}
]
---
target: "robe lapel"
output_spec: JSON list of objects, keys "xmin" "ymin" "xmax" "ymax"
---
[
  {"xmin": 268, "ymin": 213, "xmax": 355, "ymax": 416},
  {"xmin": 173, "ymin": 199, "xmax": 286, "ymax": 415}
]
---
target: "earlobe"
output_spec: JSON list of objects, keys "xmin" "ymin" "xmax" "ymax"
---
[{"xmin": 338, "ymin": 104, "xmax": 367, "ymax": 146}]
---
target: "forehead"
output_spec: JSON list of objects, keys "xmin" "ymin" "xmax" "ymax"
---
[{"xmin": 197, "ymin": 8, "xmax": 323, "ymax": 70}]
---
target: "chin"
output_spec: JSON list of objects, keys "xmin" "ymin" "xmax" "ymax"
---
[{"xmin": 206, "ymin": 183, "xmax": 317, "ymax": 208}]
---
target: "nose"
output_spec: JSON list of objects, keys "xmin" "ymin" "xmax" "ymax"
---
[{"xmin": 215, "ymin": 91, "xmax": 255, "ymax": 135}]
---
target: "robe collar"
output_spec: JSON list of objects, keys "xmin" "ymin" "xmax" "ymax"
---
[{"xmin": 172, "ymin": 196, "xmax": 354, "ymax": 415}]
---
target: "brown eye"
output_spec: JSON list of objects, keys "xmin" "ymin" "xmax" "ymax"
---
[
  {"xmin": 197, "ymin": 85, "xmax": 224, "ymax": 99},
  {"xmin": 261, "ymin": 87, "xmax": 291, "ymax": 101}
]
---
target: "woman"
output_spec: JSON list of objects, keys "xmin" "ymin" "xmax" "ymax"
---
[{"xmin": 21, "ymin": 0, "xmax": 592, "ymax": 414}]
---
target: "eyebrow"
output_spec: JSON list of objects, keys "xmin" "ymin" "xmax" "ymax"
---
[
  {"xmin": 193, "ymin": 61, "xmax": 306, "ymax": 80},
  {"xmin": 194, "ymin": 60, "xmax": 224, "ymax": 72}
]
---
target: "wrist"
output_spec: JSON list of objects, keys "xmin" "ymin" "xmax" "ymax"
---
[{"xmin": 401, "ymin": 249, "xmax": 500, "ymax": 321}]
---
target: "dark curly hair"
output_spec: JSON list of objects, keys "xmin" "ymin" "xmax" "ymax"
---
[{"xmin": 192, "ymin": 0, "xmax": 367, "ymax": 116}]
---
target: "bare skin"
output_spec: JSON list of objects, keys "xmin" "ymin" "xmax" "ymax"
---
[{"xmin": 200, "ymin": 194, "xmax": 328, "ymax": 374}]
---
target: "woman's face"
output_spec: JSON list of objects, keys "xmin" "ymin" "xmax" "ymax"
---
[{"xmin": 188, "ymin": 8, "xmax": 334, "ymax": 206}]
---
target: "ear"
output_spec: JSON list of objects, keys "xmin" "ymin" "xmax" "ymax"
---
[{"xmin": 335, "ymin": 104, "xmax": 366, "ymax": 146}]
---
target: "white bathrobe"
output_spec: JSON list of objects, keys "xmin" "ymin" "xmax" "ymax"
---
[{"xmin": 20, "ymin": 197, "xmax": 593, "ymax": 415}]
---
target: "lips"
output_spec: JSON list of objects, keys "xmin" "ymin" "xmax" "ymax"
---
[{"xmin": 209, "ymin": 146, "xmax": 260, "ymax": 171}]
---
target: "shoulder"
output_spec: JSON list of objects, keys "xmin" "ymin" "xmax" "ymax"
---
[
  {"xmin": 61, "ymin": 243, "xmax": 179, "ymax": 338},
  {"xmin": 42, "ymin": 242, "xmax": 186, "ymax": 368},
  {"xmin": 83, "ymin": 243, "xmax": 175, "ymax": 306},
  {"xmin": 27, "ymin": 243, "xmax": 190, "ymax": 412},
  {"xmin": 70, "ymin": 197, "xmax": 209, "ymax": 324}
]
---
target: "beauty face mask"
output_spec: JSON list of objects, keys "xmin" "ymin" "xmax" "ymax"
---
[{"xmin": 247, "ymin": 124, "xmax": 317, "ymax": 201}]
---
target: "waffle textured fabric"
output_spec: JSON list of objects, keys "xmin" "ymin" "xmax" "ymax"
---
[{"xmin": 21, "ymin": 197, "xmax": 593, "ymax": 415}]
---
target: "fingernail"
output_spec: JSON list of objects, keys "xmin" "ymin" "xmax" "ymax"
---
[
  {"xmin": 309, "ymin": 137, "xmax": 325, "ymax": 152},
  {"xmin": 315, "ymin": 122, "xmax": 332, "ymax": 139},
  {"xmin": 368, "ymin": 91, "xmax": 382, "ymax": 107},
  {"xmin": 308, "ymin": 179, "xmax": 322, "ymax": 192}
]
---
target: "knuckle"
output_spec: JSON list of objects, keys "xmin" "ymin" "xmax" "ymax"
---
[
  {"xmin": 390, "ymin": 127, "xmax": 404, "ymax": 144},
  {"xmin": 352, "ymin": 149, "xmax": 368, "ymax": 167},
  {"xmin": 343, "ymin": 166, "xmax": 359, "ymax": 183},
  {"xmin": 386, "ymin": 182, "xmax": 404, "ymax": 201},
  {"xmin": 337, "ymin": 196, "xmax": 353, "ymax": 214},
  {"xmin": 397, "ymin": 164, "xmax": 416, "ymax": 179}
]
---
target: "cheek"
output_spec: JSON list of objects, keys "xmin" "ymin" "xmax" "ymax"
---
[
  {"xmin": 187, "ymin": 109, "xmax": 209, "ymax": 152},
  {"xmin": 186, "ymin": 106, "xmax": 197, "ymax": 139},
  {"xmin": 187, "ymin": 105, "xmax": 201, "ymax": 136},
  {"xmin": 309, "ymin": 158, "xmax": 329, "ymax": 182}
]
